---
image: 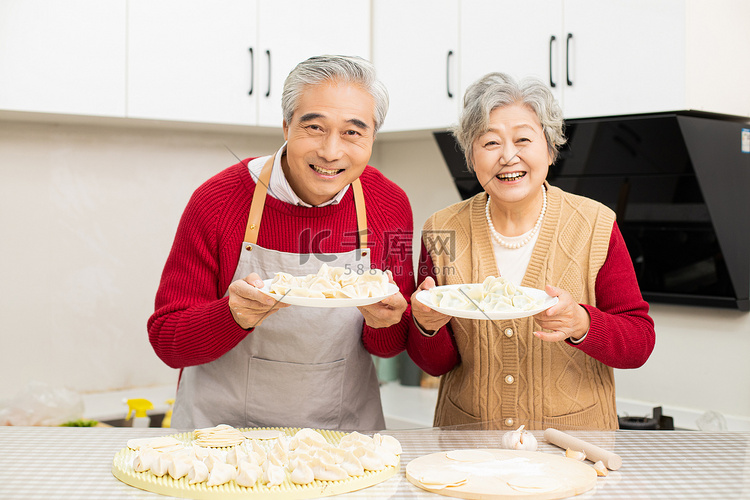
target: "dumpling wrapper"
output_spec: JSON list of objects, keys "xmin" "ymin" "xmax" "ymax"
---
[
  {"xmin": 445, "ymin": 449, "xmax": 495, "ymax": 463},
  {"xmin": 243, "ymin": 429, "xmax": 283, "ymax": 440},
  {"xmin": 506, "ymin": 475, "xmax": 562, "ymax": 493},
  {"xmin": 127, "ymin": 436, "xmax": 182, "ymax": 451},
  {"xmin": 417, "ymin": 469, "xmax": 470, "ymax": 489}
]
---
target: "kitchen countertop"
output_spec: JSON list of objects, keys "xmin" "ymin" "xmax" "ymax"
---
[{"xmin": 1, "ymin": 426, "xmax": 748, "ymax": 499}]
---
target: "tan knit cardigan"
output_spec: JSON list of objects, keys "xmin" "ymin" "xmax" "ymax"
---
[{"xmin": 426, "ymin": 184, "xmax": 618, "ymax": 430}]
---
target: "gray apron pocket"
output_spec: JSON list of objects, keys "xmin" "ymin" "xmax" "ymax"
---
[{"xmin": 246, "ymin": 357, "xmax": 346, "ymax": 429}]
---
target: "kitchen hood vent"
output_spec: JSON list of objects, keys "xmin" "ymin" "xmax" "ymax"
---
[{"xmin": 434, "ymin": 111, "xmax": 750, "ymax": 310}]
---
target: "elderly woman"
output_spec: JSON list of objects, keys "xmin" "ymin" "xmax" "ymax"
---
[{"xmin": 407, "ymin": 73, "xmax": 655, "ymax": 430}]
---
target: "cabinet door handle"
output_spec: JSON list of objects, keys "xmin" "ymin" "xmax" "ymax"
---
[
  {"xmin": 248, "ymin": 47, "xmax": 254, "ymax": 95},
  {"xmin": 566, "ymin": 33, "xmax": 573, "ymax": 86},
  {"xmin": 549, "ymin": 35, "xmax": 556, "ymax": 88},
  {"xmin": 446, "ymin": 50, "xmax": 454, "ymax": 98},
  {"xmin": 265, "ymin": 49, "xmax": 271, "ymax": 98}
]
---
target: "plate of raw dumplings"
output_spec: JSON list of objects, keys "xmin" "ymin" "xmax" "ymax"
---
[
  {"xmin": 415, "ymin": 276, "xmax": 558, "ymax": 320},
  {"xmin": 259, "ymin": 263, "xmax": 399, "ymax": 308}
]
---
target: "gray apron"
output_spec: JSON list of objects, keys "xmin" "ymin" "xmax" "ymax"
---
[{"xmin": 172, "ymin": 155, "xmax": 385, "ymax": 431}]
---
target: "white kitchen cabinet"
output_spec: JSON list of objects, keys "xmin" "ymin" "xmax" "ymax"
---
[
  {"xmin": 560, "ymin": 0, "xmax": 687, "ymax": 118},
  {"xmin": 255, "ymin": 0, "xmax": 371, "ymax": 127},
  {"xmin": 459, "ymin": 0, "xmax": 563, "ymax": 107},
  {"xmin": 459, "ymin": 0, "xmax": 750, "ymax": 120},
  {"xmin": 372, "ymin": 0, "xmax": 459, "ymax": 132},
  {"xmin": 0, "ymin": 0, "xmax": 126, "ymax": 117},
  {"xmin": 127, "ymin": 0, "xmax": 370, "ymax": 127},
  {"xmin": 562, "ymin": 0, "xmax": 750, "ymax": 118},
  {"xmin": 127, "ymin": 0, "xmax": 258, "ymax": 125}
]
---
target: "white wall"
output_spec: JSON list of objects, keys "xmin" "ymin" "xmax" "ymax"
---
[
  {"xmin": 1, "ymin": 119, "xmax": 749, "ymax": 429},
  {"xmin": 0, "ymin": 118, "xmax": 281, "ymax": 400}
]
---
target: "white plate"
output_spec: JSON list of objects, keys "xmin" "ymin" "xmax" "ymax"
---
[
  {"xmin": 259, "ymin": 279, "xmax": 400, "ymax": 308},
  {"xmin": 415, "ymin": 284, "xmax": 558, "ymax": 320}
]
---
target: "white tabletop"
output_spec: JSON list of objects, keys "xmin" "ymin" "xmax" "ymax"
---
[{"xmin": 0, "ymin": 426, "xmax": 748, "ymax": 499}]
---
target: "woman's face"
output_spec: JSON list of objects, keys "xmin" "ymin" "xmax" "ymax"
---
[{"xmin": 472, "ymin": 103, "xmax": 552, "ymax": 206}]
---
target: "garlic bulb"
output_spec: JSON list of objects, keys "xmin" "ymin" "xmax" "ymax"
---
[{"xmin": 501, "ymin": 425, "xmax": 538, "ymax": 451}]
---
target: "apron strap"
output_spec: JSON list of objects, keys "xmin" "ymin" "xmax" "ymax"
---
[
  {"xmin": 351, "ymin": 179, "xmax": 368, "ymax": 251},
  {"xmin": 244, "ymin": 155, "xmax": 274, "ymax": 245},
  {"xmin": 243, "ymin": 153, "xmax": 369, "ymax": 251}
]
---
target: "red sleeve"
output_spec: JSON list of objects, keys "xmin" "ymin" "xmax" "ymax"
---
[
  {"xmin": 573, "ymin": 222, "xmax": 656, "ymax": 368},
  {"xmin": 361, "ymin": 181, "xmax": 417, "ymax": 358},
  {"xmin": 404, "ymin": 242, "xmax": 460, "ymax": 376},
  {"xmin": 147, "ymin": 169, "xmax": 251, "ymax": 369}
]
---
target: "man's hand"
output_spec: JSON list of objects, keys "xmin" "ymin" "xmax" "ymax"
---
[
  {"xmin": 227, "ymin": 273, "xmax": 290, "ymax": 329},
  {"xmin": 358, "ymin": 270, "xmax": 408, "ymax": 328},
  {"xmin": 411, "ymin": 277, "xmax": 450, "ymax": 333},
  {"xmin": 532, "ymin": 285, "xmax": 590, "ymax": 342}
]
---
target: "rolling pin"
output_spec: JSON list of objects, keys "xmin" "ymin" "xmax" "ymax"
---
[{"xmin": 544, "ymin": 428, "xmax": 622, "ymax": 470}]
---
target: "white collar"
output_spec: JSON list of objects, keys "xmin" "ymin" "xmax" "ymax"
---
[{"xmin": 247, "ymin": 143, "xmax": 350, "ymax": 207}]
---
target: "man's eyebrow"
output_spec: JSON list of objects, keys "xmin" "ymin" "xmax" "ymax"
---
[
  {"xmin": 299, "ymin": 112, "xmax": 324, "ymax": 122},
  {"xmin": 298, "ymin": 113, "xmax": 370, "ymax": 131},
  {"xmin": 346, "ymin": 118, "xmax": 370, "ymax": 130}
]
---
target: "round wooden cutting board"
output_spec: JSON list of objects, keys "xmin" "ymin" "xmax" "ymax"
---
[{"xmin": 406, "ymin": 449, "xmax": 596, "ymax": 500}]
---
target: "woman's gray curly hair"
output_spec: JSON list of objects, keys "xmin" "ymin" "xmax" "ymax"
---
[
  {"xmin": 282, "ymin": 55, "xmax": 389, "ymax": 133},
  {"xmin": 454, "ymin": 72, "xmax": 566, "ymax": 171}
]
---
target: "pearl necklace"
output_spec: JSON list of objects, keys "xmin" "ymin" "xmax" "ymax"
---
[{"xmin": 485, "ymin": 187, "xmax": 547, "ymax": 249}]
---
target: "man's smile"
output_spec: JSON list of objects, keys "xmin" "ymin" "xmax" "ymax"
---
[{"xmin": 310, "ymin": 164, "xmax": 344, "ymax": 176}]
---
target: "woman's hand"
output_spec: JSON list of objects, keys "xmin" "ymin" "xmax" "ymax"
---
[
  {"xmin": 411, "ymin": 277, "xmax": 451, "ymax": 334},
  {"xmin": 358, "ymin": 271, "xmax": 408, "ymax": 328},
  {"xmin": 227, "ymin": 273, "xmax": 290, "ymax": 329},
  {"xmin": 532, "ymin": 285, "xmax": 590, "ymax": 342}
]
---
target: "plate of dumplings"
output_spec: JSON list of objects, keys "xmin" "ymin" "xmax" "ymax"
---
[
  {"xmin": 415, "ymin": 276, "xmax": 558, "ymax": 320},
  {"xmin": 259, "ymin": 264, "xmax": 400, "ymax": 308}
]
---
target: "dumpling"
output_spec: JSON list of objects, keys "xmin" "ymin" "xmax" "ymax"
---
[
  {"xmin": 291, "ymin": 428, "xmax": 328, "ymax": 449},
  {"xmin": 373, "ymin": 433, "xmax": 402, "ymax": 455},
  {"xmin": 226, "ymin": 444, "xmax": 248, "ymax": 466},
  {"xmin": 132, "ymin": 447, "xmax": 160, "ymax": 473},
  {"xmin": 351, "ymin": 446, "xmax": 385, "ymax": 471},
  {"xmin": 512, "ymin": 293, "xmax": 541, "ymax": 310},
  {"xmin": 338, "ymin": 431, "xmax": 373, "ymax": 451},
  {"xmin": 151, "ymin": 453, "xmax": 172, "ymax": 477},
  {"xmin": 337, "ymin": 268, "xmax": 360, "ymax": 287},
  {"xmin": 187, "ymin": 459, "xmax": 209, "ymax": 484},
  {"xmin": 235, "ymin": 460, "xmax": 262, "ymax": 487},
  {"xmin": 310, "ymin": 457, "xmax": 348, "ymax": 481},
  {"xmin": 290, "ymin": 461, "xmax": 315, "ymax": 485},
  {"xmin": 338, "ymin": 450, "xmax": 364, "ymax": 476},
  {"xmin": 263, "ymin": 463, "xmax": 286, "ymax": 487},
  {"xmin": 206, "ymin": 462, "xmax": 237, "ymax": 487},
  {"xmin": 248, "ymin": 439, "xmax": 267, "ymax": 466},
  {"xmin": 168, "ymin": 454, "xmax": 192, "ymax": 480},
  {"xmin": 481, "ymin": 293, "xmax": 515, "ymax": 312},
  {"xmin": 436, "ymin": 290, "xmax": 476, "ymax": 310}
]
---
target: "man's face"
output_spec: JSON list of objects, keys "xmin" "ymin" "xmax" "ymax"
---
[{"xmin": 282, "ymin": 81, "xmax": 376, "ymax": 206}]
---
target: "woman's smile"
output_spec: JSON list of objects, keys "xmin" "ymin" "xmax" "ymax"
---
[{"xmin": 495, "ymin": 171, "xmax": 527, "ymax": 182}]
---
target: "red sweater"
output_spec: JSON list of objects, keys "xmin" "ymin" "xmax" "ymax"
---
[
  {"xmin": 407, "ymin": 222, "xmax": 655, "ymax": 375},
  {"xmin": 148, "ymin": 160, "xmax": 416, "ymax": 369}
]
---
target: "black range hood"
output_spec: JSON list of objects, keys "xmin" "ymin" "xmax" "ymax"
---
[{"xmin": 434, "ymin": 111, "xmax": 750, "ymax": 310}]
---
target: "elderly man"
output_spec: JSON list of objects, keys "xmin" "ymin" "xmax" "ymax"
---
[{"xmin": 148, "ymin": 55, "xmax": 414, "ymax": 431}]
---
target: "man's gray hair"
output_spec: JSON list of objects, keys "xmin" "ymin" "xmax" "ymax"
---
[
  {"xmin": 454, "ymin": 72, "xmax": 566, "ymax": 171},
  {"xmin": 282, "ymin": 55, "xmax": 389, "ymax": 133}
]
